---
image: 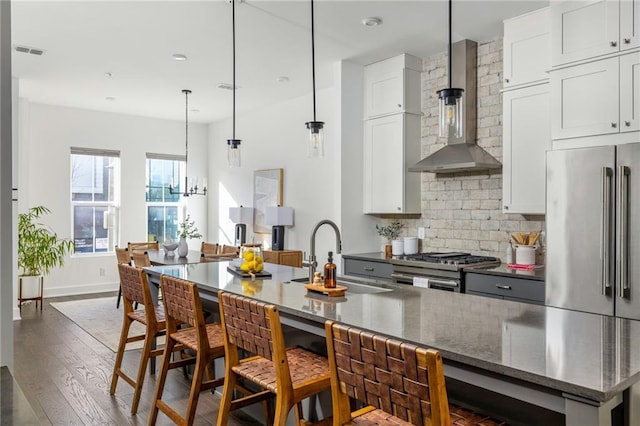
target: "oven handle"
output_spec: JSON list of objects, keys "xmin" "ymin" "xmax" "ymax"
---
[
  {"xmin": 427, "ymin": 278, "xmax": 459, "ymax": 289},
  {"xmin": 391, "ymin": 272, "xmax": 416, "ymax": 283}
]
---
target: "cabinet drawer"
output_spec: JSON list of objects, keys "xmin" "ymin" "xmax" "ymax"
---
[
  {"xmin": 465, "ymin": 273, "xmax": 545, "ymax": 304},
  {"xmin": 344, "ymin": 258, "xmax": 392, "ymax": 280}
]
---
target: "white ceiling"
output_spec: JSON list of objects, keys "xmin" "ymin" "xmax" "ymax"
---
[{"xmin": 11, "ymin": 0, "xmax": 548, "ymax": 123}]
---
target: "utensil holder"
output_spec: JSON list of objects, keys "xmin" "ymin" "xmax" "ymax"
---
[
  {"xmin": 391, "ymin": 239, "xmax": 404, "ymax": 256},
  {"xmin": 515, "ymin": 245, "xmax": 536, "ymax": 265}
]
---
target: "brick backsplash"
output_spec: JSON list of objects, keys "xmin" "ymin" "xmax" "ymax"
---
[{"xmin": 382, "ymin": 39, "xmax": 546, "ymax": 262}]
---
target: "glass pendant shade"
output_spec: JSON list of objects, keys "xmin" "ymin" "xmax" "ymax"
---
[
  {"xmin": 437, "ymin": 88, "xmax": 464, "ymax": 138},
  {"xmin": 227, "ymin": 139, "xmax": 241, "ymax": 168},
  {"xmin": 306, "ymin": 121, "xmax": 324, "ymax": 158}
]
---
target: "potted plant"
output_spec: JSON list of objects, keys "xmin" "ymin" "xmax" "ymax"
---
[
  {"xmin": 18, "ymin": 206, "xmax": 75, "ymax": 307},
  {"xmin": 176, "ymin": 214, "xmax": 202, "ymax": 257},
  {"xmin": 376, "ymin": 221, "xmax": 404, "ymax": 258}
]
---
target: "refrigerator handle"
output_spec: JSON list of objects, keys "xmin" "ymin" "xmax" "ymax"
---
[
  {"xmin": 618, "ymin": 166, "xmax": 631, "ymax": 299},
  {"xmin": 602, "ymin": 167, "xmax": 613, "ymax": 296}
]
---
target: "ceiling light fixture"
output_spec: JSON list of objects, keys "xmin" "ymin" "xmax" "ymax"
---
[
  {"xmin": 172, "ymin": 53, "xmax": 188, "ymax": 61},
  {"xmin": 227, "ymin": 0, "xmax": 241, "ymax": 168},
  {"xmin": 276, "ymin": 76, "xmax": 290, "ymax": 83},
  {"xmin": 437, "ymin": 0, "xmax": 464, "ymax": 138},
  {"xmin": 168, "ymin": 89, "xmax": 207, "ymax": 196},
  {"xmin": 362, "ymin": 17, "xmax": 382, "ymax": 27},
  {"xmin": 305, "ymin": 0, "xmax": 324, "ymax": 158}
]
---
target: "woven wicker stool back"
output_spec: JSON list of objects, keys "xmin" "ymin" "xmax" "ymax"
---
[
  {"xmin": 161, "ymin": 274, "xmax": 205, "ymax": 329},
  {"xmin": 118, "ymin": 263, "xmax": 151, "ymax": 308}
]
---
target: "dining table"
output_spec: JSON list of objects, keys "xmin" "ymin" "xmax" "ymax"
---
[
  {"xmin": 142, "ymin": 259, "xmax": 640, "ymax": 426},
  {"xmin": 146, "ymin": 249, "xmax": 203, "ymax": 266}
]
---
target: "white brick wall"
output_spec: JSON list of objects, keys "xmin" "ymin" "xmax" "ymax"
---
[{"xmin": 382, "ymin": 39, "xmax": 545, "ymax": 262}]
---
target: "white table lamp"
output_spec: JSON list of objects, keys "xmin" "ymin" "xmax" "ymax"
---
[
  {"xmin": 229, "ymin": 206, "xmax": 254, "ymax": 246},
  {"xmin": 264, "ymin": 206, "xmax": 294, "ymax": 251}
]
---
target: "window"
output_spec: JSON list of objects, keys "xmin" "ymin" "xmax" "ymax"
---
[
  {"xmin": 146, "ymin": 154, "xmax": 185, "ymax": 243},
  {"xmin": 71, "ymin": 148, "xmax": 120, "ymax": 254}
]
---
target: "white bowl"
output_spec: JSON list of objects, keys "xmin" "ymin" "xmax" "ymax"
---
[{"xmin": 163, "ymin": 243, "xmax": 178, "ymax": 252}]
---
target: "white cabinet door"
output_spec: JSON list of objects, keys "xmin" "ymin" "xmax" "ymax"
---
[
  {"xmin": 503, "ymin": 84, "xmax": 551, "ymax": 214},
  {"xmin": 620, "ymin": 0, "xmax": 640, "ymax": 50},
  {"xmin": 363, "ymin": 54, "xmax": 421, "ymax": 119},
  {"xmin": 363, "ymin": 114, "xmax": 420, "ymax": 214},
  {"xmin": 551, "ymin": 0, "xmax": 620, "ymax": 66},
  {"xmin": 503, "ymin": 8, "xmax": 551, "ymax": 88},
  {"xmin": 551, "ymin": 57, "xmax": 619, "ymax": 139},
  {"xmin": 620, "ymin": 52, "xmax": 640, "ymax": 132}
]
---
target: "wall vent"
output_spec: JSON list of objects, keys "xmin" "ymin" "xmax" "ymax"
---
[{"xmin": 14, "ymin": 45, "xmax": 45, "ymax": 56}]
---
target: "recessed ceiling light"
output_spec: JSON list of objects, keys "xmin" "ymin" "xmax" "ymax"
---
[
  {"xmin": 362, "ymin": 17, "xmax": 382, "ymax": 27},
  {"xmin": 105, "ymin": 72, "xmax": 114, "ymax": 78},
  {"xmin": 105, "ymin": 97, "xmax": 116, "ymax": 101},
  {"xmin": 190, "ymin": 108, "xmax": 200, "ymax": 113},
  {"xmin": 172, "ymin": 53, "xmax": 188, "ymax": 61},
  {"xmin": 276, "ymin": 76, "xmax": 290, "ymax": 83},
  {"xmin": 217, "ymin": 83, "xmax": 240, "ymax": 91}
]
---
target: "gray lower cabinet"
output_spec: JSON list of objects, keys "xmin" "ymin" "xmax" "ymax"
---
[
  {"xmin": 465, "ymin": 272, "xmax": 545, "ymax": 305},
  {"xmin": 343, "ymin": 258, "xmax": 393, "ymax": 281}
]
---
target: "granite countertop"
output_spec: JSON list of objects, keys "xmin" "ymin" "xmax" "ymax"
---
[
  {"xmin": 145, "ymin": 261, "xmax": 640, "ymax": 403},
  {"xmin": 464, "ymin": 264, "xmax": 545, "ymax": 281}
]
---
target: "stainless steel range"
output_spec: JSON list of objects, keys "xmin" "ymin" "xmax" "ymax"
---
[{"xmin": 390, "ymin": 252, "xmax": 501, "ymax": 292}]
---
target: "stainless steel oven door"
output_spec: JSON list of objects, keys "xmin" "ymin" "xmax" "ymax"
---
[{"xmin": 426, "ymin": 278, "xmax": 460, "ymax": 292}]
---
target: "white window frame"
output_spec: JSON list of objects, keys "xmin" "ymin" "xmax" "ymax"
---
[
  {"xmin": 70, "ymin": 147, "xmax": 120, "ymax": 256},
  {"xmin": 145, "ymin": 153, "xmax": 185, "ymax": 243}
]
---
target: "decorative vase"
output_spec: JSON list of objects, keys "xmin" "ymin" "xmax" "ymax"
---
[{"xmin": 177, "ymin": 237, "xmax": 189, "ymax": 257}]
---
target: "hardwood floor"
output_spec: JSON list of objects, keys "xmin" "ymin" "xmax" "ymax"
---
[{"xmin": 13, "ymin": 293, "xmax": 263, "ymax": 425}]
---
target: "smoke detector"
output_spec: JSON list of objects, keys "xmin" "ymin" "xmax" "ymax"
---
[{"xmin": 14, "ymin": 45, "xmax": 45, "ymax": 56}]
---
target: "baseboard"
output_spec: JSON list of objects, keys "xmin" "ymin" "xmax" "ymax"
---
[
  {"xmin": 12, "ymin": 307, "xmax": 20, "ymax": 321},
  {"xmin": 43, "ymin": 281, "xmax": 119, "ymax": 298}
]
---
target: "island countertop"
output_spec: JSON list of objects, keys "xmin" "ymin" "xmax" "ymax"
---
[{"xmin": 145, "ymin": 261, "xmax": 640, "ymax": 410}]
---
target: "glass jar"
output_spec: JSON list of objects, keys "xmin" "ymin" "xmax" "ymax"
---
[{"xmin": 239, "ymin": 243, "xmax": 264, "ymax": 273}]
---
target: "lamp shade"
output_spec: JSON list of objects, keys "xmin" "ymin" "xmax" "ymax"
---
[
  {"xmin": 265, "ymin": 206, "xmax": 294, "ymax": 226},
  {"xmin": 229, "ymin": 206, "xmax": 254, "ymax": 224}
]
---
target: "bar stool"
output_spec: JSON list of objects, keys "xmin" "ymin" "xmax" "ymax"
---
[
  {"xmin": 325, "ymin": 321, "xmax": 508, "ymax": 425},
  {"xmin": 149, "ymin": 275, "xmax": 227, "ymax": 426},
  {"xmin": 217, "ymin": 291, "xmax": 331, "ymax": 426},
  {"xmin": 110, "ymin": 263, "xmax": 169, "ymax": 415},
  {"xmin": 115, "ymin": 246, "xmax": 131, "ymax": 309}
]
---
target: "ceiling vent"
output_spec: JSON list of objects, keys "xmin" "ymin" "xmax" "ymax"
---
[{"xmin": 14, "ymin": 45, "xmax": 45, "ymax": 56}]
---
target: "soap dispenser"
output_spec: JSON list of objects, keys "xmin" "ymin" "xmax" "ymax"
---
[{"xmin": 324, "ymin": 251, "xmax": 336, "ymax": 288}]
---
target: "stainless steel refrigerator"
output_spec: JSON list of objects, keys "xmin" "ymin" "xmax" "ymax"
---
[{"xmin": 546, "ymin": 143, "xmax": 640, "ymax": 320}]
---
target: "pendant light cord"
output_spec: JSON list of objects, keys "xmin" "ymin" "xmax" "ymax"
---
[
  {"xmin": 447, "ymin": 0, "xmax": 452, "ymax": 89},
  {"xmin": 311, "ymin": 0, "xmax": 317, "ymax": 121},
  {"xmin": 232, "ymin": 0, "xmax": 237, "ymax": 139},
  {"xmin": 184, "ymin": 90, "xmax": 189, "ymax": 166}
]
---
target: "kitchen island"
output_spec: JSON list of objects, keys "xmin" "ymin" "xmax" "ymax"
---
[{"xmin": 145, "ymin": 261, "xmax": 640, "ymax": 426}]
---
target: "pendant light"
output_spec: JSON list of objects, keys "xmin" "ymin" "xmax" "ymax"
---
[
  {"xmin": 437, "ymin": 0, "xmax": 464, "ymax": 138},
  {"xmin": 168, "ymin": 89, "xmax": 207, "ymax": 196},
  {"xmin": 305, "ymin": 0, "xmax": 324, "ymax": 158},
  {"xmin": 227, "ymin": 0, "xmax": 241, "ymax": 167}
]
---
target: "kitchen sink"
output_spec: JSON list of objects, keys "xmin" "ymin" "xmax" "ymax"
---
[{"xmin": 289, "ymin": 277, "xmax": 392, "ymax": 294}]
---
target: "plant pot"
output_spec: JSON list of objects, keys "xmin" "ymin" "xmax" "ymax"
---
[
  {"xmin": 177, "ymin": 238, "xmax": 189, "ymax": 257},
  {"xmin": 391, "ymin": 239, "xmax": 404, "ymax": 256}
]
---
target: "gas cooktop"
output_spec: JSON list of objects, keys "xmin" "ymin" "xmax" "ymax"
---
[{"xmin": 392, "ymin": 252, "xmax": 501, "ymax": 270}]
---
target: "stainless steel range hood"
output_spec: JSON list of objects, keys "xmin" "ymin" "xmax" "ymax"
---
[{"xmin": 409, "ymin": 39, "xmax": 501, "ymax": 174}]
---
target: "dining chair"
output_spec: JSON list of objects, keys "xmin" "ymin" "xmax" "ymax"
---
[
  {"xmin": 110, "ymin": 263, "xmax": 172, "ymax": 415},
  {"xmin": 132, "ymin": 250, "xmax": 151, "ymax": 268},
  {"xmin": 115, "ymin": 246, "xmax": 131, "ymax": 309},
  {"xmin": 220, "ymin": 245, "xmax": 240, "ymax": 257},
  {"xmin": 325, "ymin": 320, "xmax": 507, "ymax": 425},
  {"xmin": 200, "ymin": 241, "xmax": 220, "ymax": 256},
  {"xmin": 128, "ymin": 241, "xmax": 159, "ymax": 254},
  {"xmin": 217, "ymin": 291, "xmax": 331, "ymax": 426}
]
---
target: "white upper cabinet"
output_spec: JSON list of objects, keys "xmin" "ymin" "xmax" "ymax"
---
[
  {"xmin": 551, "ymin": 57, "xmax": 619, "ymax": 139},
  {"xmin": 503, "ymin": 7, "xmax": 551, "ymax": 88},
  {"xmin": 620, "ymin": 51, "xmax": 640, "ymax": 132},
  {"xmin": 552, "ymin": 0, "xmax": 639, "ymax": 66},
  {"xmin": 551, "ymin": 51, "xmax": 640, "ymax": 141},
  {"xmin": 363, "ymin": 114, "xmax": 421, "ymax": 215},
  {"xmin": 503, "ymin": 84, "xmax": 551, "ymax": 214},
  {"xmin": 363, "ymin": 54, "xmax": 422, "ymax": 119}
]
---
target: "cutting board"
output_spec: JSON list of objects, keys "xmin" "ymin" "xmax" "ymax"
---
[
  {"xmin": 305, "ymin": 283, "xmax": 347, "ymax": 297},
  {"xmin": 226, "ymin": 266, "xmax": 272, "ymax": 279}
]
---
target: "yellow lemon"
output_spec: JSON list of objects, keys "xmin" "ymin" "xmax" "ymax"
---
[
  {"xmin": 240, "ymin": 262, "xmax": 250, "ymax": 272},
  {"xmin": 254, "ymin": 262, "xmax": 263, "ymax": 272},
  {"xmin": 243, "ymin": 250, "xmax": 255, "ymax": 262},
  {"xmin": 254, "ymin": 255, "xmax": 263, "ymax": 263}
]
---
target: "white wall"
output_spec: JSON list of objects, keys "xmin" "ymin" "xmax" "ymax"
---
[
  {"xmin": 18, "ymin": 102, "xmax": 208, "ymax": 296},
  {"xmin": 208, "ymin": 61, "xmax": 383, "ymax": 272}
]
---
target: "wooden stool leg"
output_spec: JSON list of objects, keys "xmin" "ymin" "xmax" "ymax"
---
[
  {"xmin": 216, "ymin": 370, "xmax": 238, "ymax": 426},
  {"xmin": 110, "ymin": 317, "xmax": 133, "ymax": 394},
  {"xmin": 273, "ymin": 394, "xmax": 294, "ymax": 426},
  {"xmin": 150, "ymin": 337, "xmax": 176, "ymax": 425},
  {"xmin": 185, "ymin": 352, "xmax": 207, "ymax": 425},
  {"xmin": 130, "ymin": 329, "xmax": 155, "ymax": 415}
]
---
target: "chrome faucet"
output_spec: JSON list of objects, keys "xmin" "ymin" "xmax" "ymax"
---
[{"xmin": 305, "ymin": 219, "xmax": 342, "ymax": 284}]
